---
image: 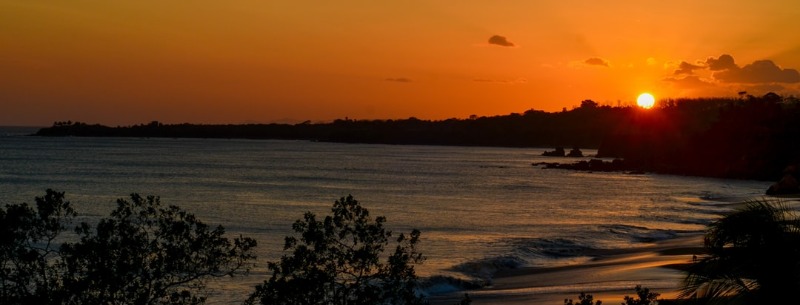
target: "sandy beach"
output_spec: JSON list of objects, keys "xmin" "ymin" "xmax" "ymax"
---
[{"xmin": 430, "ymin": 235, "xmax": 705, "ymax": 305}]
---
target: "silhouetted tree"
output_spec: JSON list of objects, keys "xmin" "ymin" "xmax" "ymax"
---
[
  {"xmin": 580, "ymin": 100, "xmax": 599, "ymax": 109},
  {"xmin": 246, "ymin": 195, "xmax": 425, "ymax": 305},
  {"xmin": 622, "ymin": 285, "xmax": 659, "ymax": 305},
  {"xmin": 565, "ymin": 292, "xmax": 602, "ymax": 305},
  {"xmin": 563, "ymin": 286, "xmax": 659, "ymax": 305},
  {"xmin": 1, "ymin": 190, "xmax": 257, "ymax": 305},
  {"xmin": 60, "ymin": 194, "xmax": 257, "ymax": 305},
  {"xmin": 680, "ymin": 199, "xmax": 800, "ymax": 304},
  {"xmin": 0, "ymin": 190, "xmax": 75, "ymax": 305}
]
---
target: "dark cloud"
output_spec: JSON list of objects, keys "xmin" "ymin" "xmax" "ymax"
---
[
  {"xmin": 664, "ymin": 75, "xmax": 714, "ymax": 89},
  {"xmin": 584, "ymin": 57, "xmax": 609, "ymax": 67},
  {"xmin": 488, "ymin": 35, "xmax": 515, "ymax": 47},
  {"xmin": 706, "ymin": 54, "xmax": 737, "ymax": 71},
  {"xmin": 674, "ymin": 61, "xmax": 704, "ymax": 75},
  {"xmin": 744, "ymin": 83, "xmax": 788, "ymax": 94},
  {"xmin": 714, "ymin": 60, "xmax": 800, "ymax": 84},
  {"xmin": 385, "ymin": 77, "xmax": 412, "ymax": 83},
  {"xmin": 665, "ymin": 55, "xmax": 800, "ymax": 94}
]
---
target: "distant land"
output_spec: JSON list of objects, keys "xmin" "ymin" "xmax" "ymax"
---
[{"xmin": 35, "ymin": 94, "xmax": 800, "ymax": 183}]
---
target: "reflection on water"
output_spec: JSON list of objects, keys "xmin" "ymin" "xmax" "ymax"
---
[{"xmin": 0, "ymin": 135, "xmax": 771, "ymax": 303}]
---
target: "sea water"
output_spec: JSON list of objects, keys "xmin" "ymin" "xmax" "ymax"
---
[{"xmin": 0, "ymin": 128, "xmax": 772, "ymax": 303}]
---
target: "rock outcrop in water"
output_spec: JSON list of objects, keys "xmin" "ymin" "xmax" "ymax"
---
[
  {"xmin": 766, "ymin": 165, "xmax": 800, "ymax": 195},
  {"xmin": 542, "ymin": 147, "xmax": 566, "ymax": 157},
  {"xmin": 566, "ymin": 147, "xmax": 583, "ymax": 157},
  {"xmin": 534, "ymin": 158, "xmax": 643, "ymax": 174}
]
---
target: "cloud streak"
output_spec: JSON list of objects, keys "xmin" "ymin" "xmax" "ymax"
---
[
  {"xmin": 584, "ymin": 57, "xmax": 609, "ymax": 67},
  {"xmin": 488, "ymin": 35, "xmax": 515, "ymax": 47},
  {"xmin": 473, "ymin": 77, "xmax": 528, "ymax": 84}
]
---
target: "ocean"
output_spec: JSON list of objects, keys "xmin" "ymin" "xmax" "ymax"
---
[{"xmin": 0, "ymin": 127, "xmax": 772, "ymax": 303}]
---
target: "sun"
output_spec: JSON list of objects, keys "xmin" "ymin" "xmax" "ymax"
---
[{"xmin": 636, "ymin": 93, "xmax": 655, "ymax": 109}]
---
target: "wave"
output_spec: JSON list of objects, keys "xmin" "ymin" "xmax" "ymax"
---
[
  {"xmin": 448, "ymin": 238, "xmax": 594, "ymax": 281},
  {"xmin": 507, "ymin": 237, "xmax": 593, "ymax": 259},
  {"xmin": 601, "ymin": 224, "xmax": 679, "ymax": 243},
  {"xmin": 450, "ymin": 255, "xmax": 526, "ymax": 282},
  {"xmin": 419, "ymin": 275, "xmax": 488, "ymax": 295}
]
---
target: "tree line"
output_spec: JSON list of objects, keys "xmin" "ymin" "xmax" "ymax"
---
[{"xmin": 35, "ymin": 94, "xmax": 800, "ymax": 181}]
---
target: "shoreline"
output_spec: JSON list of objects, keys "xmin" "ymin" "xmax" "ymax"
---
[{"xmin": 430, "ymin": 235, "xmax": 705, "ymax": 305}]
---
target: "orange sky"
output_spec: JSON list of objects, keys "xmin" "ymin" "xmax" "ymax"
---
[{"xmin": 2, "ymin": 1, "xmax": 800, "ymax": 126}]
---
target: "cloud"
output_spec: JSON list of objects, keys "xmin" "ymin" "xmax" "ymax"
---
[
  {"xmin": 664, "ymin": 75, "xmax": 714, "ymax": 89},
  {"xmin": 584, "ymin": 57, "xmax": 610, "ymax": 67},
  {"xmin": 663, "ymin": 54, "xmax": 800, "ymax": 95},
  {"xmin": 488, "ymin": 35, "xmax": 515, "ymax": 47},
  {"xmin": 473, "ymin": 77, "xmax": 528, "ymax": 84},
  {"xmin": 714, "ymin": 60, "xmax": 800, "ymax": 84},
  {"xmin": 744, "ymin": 83, "xmax": 788, "ymax": 93},
  {"xmin": 674, "ymin": 61, "xmax": 704, "ymax": 75},
  {"xmin": 706, "ymin": 54, "xmax": 737, "ymax": 71},
  {"xmin": 385, "ymin": 77, "xmax": 412, "ymax": 83}
]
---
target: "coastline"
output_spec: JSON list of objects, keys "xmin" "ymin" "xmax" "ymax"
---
[{"xmin": 430, "ymin": 235, "xmax": 704, "ymax": 305}]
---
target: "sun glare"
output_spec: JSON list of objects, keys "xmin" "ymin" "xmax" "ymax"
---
[{"xmin": 637, "ymin": 93, "xmax": 655, "ymax": 109}]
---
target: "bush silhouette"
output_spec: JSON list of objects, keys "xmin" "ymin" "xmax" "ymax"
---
[
  {"xmin": 246, "ymin": 195, "xmax": 426, "ymax": 305},
  {"xmin": 0, "ymin": 190, "xmax": 75, "ymax": 304},
  {"xmin": 622, "ymin": 285, "xmax": 659, "ymax": 305},
  {"xmin": 0, "ymin": 190, "xmax": 256, "ymax": 305},
  {"xmin": 564, "ymin": 292, "xmax": 602, "ymax": 305}
]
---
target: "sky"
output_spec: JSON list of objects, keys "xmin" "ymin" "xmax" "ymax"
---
[{"xmin": 2, "ymin": 1, "xmax": 800, "ymax": 126}]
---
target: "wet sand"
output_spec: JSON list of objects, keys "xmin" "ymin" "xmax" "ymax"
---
[{"xmin": 430, "ymin": 235, "xmax": 705, "ymax": 305}]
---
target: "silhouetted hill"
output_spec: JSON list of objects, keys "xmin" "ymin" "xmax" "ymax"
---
[{"xmin": 36, "ymin": 94, "xmax": 800, "ymax": 181}]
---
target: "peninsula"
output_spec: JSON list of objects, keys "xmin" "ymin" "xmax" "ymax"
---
[{"xmin": 36, "ymin": 94, "xmax": 800, "ymax": 182}]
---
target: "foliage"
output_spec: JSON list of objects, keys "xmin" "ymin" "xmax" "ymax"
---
[
  {"xmin": 0, "ymin": 189, "xmax": 75, "ymax": 304},
  {"xmin": 622, "ymin": 285, "xmax": 659, "ymax": 305},
  {"xmin": 0, "ymin": 190, "xmax": 256, "ymax": 305},
  {"xmin": 564, "ymin": 292, "xmax": 602, "ymax": 305},
  {"xmin": 679, "ymin": 199, "xmax": 800, "ymax": 304},
  {"xmin": 246, "ymin": 195, "xmax": 426, "ymax": 305},
  {"xmin": 564, "ymin": 286, "xmax": 661, "ymax": 305},
  {"xmin": 60, "ymin": 193, "xmax": 257, "ymax": 305}
]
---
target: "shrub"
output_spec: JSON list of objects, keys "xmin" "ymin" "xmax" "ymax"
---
[
  {"xmin": 1, "ymin": 190, "xmax": 256, "ymax": 305},
  {"xmin": 0, "ymin": 190, "xmax": 75, "ymax": 304},
  {"xmin": 247, "ymin": 195, "xmax": 426, "ymax": 305},
  {"xmin": 565, "ymin": 292, "xmax": 602, "ymax": 305},
  {"xmin": 623, "ymin": 285, "xmax": 659, "ymax": 305}
]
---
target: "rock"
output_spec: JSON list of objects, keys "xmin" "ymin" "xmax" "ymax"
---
[
  {"xmin": 534, "ymin": 158, "xmax": 641, "ymax": 173},
  {"xmin": 567, "ymin": 147, "xmax": 583, "ymax": 157},
  {"xmin": 766, "ymin": 165, "xmax": 800, "ymax": 195},
  {"xmin": 542, "ymin": 147, "xmax": 565, "ymax": 157}
]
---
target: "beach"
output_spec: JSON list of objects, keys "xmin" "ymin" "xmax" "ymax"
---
[{"xmin": 430, "ymin": 235, "xmax": 704, "ymax": 305}]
